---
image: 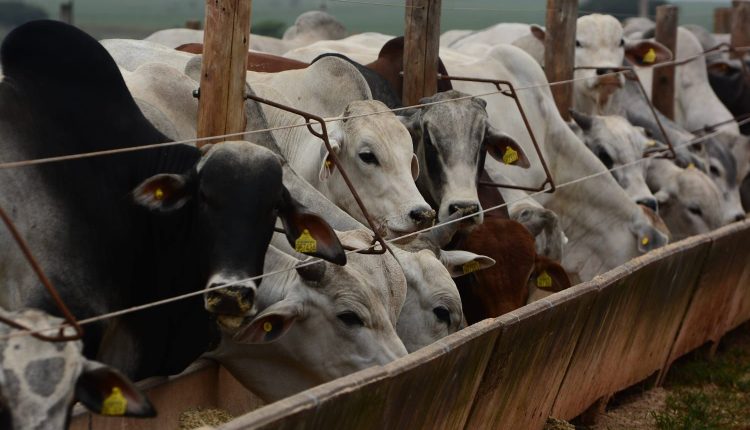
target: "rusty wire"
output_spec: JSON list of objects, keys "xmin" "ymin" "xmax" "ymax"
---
[{"xmin": 0, "ymin": 204, "xmax": 83, "ymax": 341}]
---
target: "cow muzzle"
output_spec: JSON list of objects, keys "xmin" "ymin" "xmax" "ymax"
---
[{"xmin": 204, "ymin": 277, "xmax": 257, "ymax": 330}]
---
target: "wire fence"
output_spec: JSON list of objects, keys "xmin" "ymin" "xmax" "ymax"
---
[{"xmin": 0, "ymin": 35, "xmax": 747, "ymax": 342}]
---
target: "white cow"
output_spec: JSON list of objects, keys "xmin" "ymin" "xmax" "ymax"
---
[
  {"xmin": 247, "ymin": 57, "xmax": 435, "ymax": 238},
  {"xmin": 647, "ymin": 159, "xmax": 725, "ymax": 239},
  {"xmin": 208, "ymin": 242, "xmax": 408, "ymax": 402}
]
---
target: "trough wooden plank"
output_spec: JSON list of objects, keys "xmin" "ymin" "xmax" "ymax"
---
[
  {"xmin": 220, "ymin": 318, "xmax": 501, "ymax": 430},
  {"xmin": 463, "ymin": 285, "xmax": 596, "ymax": 429},
  {"xmin": 667, "ymin": 221, "xmax": 750, "ymax": 365},
  {"xmin": 550, "ymin": 236, "xmax": 711, "ymax": 419}
]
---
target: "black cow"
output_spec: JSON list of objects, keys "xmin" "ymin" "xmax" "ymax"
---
[
  {"xmin": 0, "ymin": 21, "xmax": 344, "ymax": 380},
  {"xmin": 707, "ymin": 61, "xmax": 750, "ymax": 136}
]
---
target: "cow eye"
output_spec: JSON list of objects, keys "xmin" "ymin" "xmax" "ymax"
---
[
  {"xmin": 433, "ymin": 306, "xmax": 451, "ymax": 325},
  {"xmin": 709, "ymin": 165, "xmax": 720, "ymax": 177},
  {"xmin": 358, "ymin": 152, "xmax": 379, "ymax": 166},
  {"xmin": 337, "ymin": 311, "xmax": 364, "ymax": 327},
  {"xmin": 596, "ymin": 148, "xmax": 614, "ymax": 169},
  {"xmin": 619, "ymin": 38, "xmax": 625, "ymax": 47},
  {"xmin": 688, "ymin": 205, "xmax": 703, "ymax": 217},
  {"xmin": 575, "ymin": 40, "xmax": 582, "ymax": 48}
]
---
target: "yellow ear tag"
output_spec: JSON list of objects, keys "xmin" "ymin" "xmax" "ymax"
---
[
  {"xmin": 643, "ymin": 48, "xmax": 657, "ymax": 64},
  {"xmin": 263, "ymin": 321, "xmax": 273, "ymax": 333},
  {"xmin": 325, "ymin": 160, "xmax": 333, "ymax": 169},
  {"xmin": 295, "ymin": 229, "xmax": 317, "ymax": 254},
  {"xmin": 101, "ymin": 387, "xmax": 127, "ymax": 416},
  {"xmin": 641, "ymin": 236, "xmax": 650, "ymax": 246},
  {"xmin": 502, "ymin": 146, "xmax": 519, "ymax": 165},
  {"xmin": 646, "ymin": 139, "xmax": 656, "ymax": 147},
  {"xmin": 687, "ymin": 163, "xmax": 695, "ymax": 169},
  {"xmin": 462, "ymin": 260, "xmax": 481, "ymax": 275},
  {"xmin": 537, "ymin": 271, "xmax": 553, "ymax": 289},
  {"xmin": 154, "ymin": 188, "xmax": 165, "ymax": 200}
]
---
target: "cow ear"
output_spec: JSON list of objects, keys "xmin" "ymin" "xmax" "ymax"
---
[
  {"xmin": 233, "ymin": 298, "xmax": 301, "ymax": 344},
  {"xmin": 439, "ymin": 250, "xmax": 495, "ymax": 278},
  {"xmin": 318, "ymin": 136, "xmax": 341, "ymax": 182},
  {"xmin": 132, "ymin": 173, "xmax": 192, "ymax": 212},
  {"xmin": 278, "ymin": 187, "xmax": 347, "ymax": 265},
  {"xmin": 75, "ymin": 361, "xmax": 156, "ymax": 418},
  {"xmin": 532, "ymin": 257, "xmax": 572, "ymax": 292},
  {"xmin": 530, "ymin": 24, "xmax": 546, "ymax": 41},
  {"xmin": 484, "ymin": 128, "xmax": 530, "ymax": 168},
  {"xmin": 411, "ymin": 154, "xmax": 420, "ymax": 180},
  {"xmin": 625, "ymin": 40, "xmax": 672, "ymax": 66}
]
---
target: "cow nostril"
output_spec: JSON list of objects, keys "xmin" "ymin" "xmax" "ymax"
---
[
  {"xmin": 449, "ymin": 203, "xmax": 480, "ymax": 216},
  {"xmin": 409, "ymin": 209, "xmax": 436, "ymax": 223},
  {"xmin": 734, "ymin": 214, "xmax": 746, "ymax": 222},
  {"xmin": 637, "ymin": 198, "xmax": 658, "ymax": 213}
]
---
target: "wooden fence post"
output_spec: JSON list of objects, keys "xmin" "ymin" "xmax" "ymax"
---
[
  {"xmin": 544, "ymin": 0, "xmax": 578, "ymax": 121},
  {"xmin": 59, "ymin": 1, "xmax": 73, "ymax": 25},
  {"xmin": 638, "ymin": 0, "xmax": 649, "ymax": 18},
  {"xmin": 196, "ymin": 0, "xmax": 252, "ymax": 147},
  {"xmin": 731, "ymin": 1, "xmax": 750, "ymax": 60},
  {"xmin": 652, "ymin": 5, "xmax": 678, "ymax": 120},
  {"xmin": 714, "ymin": 7, "xmax": 733, "ymax": 33},
  {"xmin": 403, "ymin": 0, "xmax": 442, "ymax": 106}
]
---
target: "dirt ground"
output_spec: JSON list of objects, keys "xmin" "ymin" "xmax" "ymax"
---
[{"xmin": 545, "ymin": 322, "xmax": 750, "ymax": 430}]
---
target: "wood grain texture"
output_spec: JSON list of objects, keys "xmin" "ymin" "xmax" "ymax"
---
[
  {"xmin": 732, "ymin": 1, "xmax": 750, "ymax": 59},
  {"xmin": 544, "ymin": 0, "xmax": 578, "ymax": 121},
  {"xmin": 714, "ymin": 7, "xmax": 733, "ymax": 34},
  {"xmin": 652, "ymin": 5, "xmax": 679, "ymax": 120},
  {"xmin": 403, "ymin": 0, "xmax": 442, "ymax": 106},
  {"xmin": 197, "ymin": 0, "xmax": 252, "ymax": 146}
]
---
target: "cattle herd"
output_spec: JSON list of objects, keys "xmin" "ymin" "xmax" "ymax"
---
[{"xmin": 0, "ymin": 8, "xmax": 748, "ymax": 428}]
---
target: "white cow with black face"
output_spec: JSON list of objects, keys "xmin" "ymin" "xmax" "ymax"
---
[
  {"xmin": 0, "ymin": 308, "xmax": 154, "ymax": 430},
  {"xmin": 247, "ymin": 58, "xmax": 435, "ymax": 238}
]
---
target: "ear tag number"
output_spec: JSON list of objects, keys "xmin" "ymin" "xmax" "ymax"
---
[
  {"xmin": 263, "ymin": 321, "xmax": 273, "ymax": 333},
  {"xmin": 502, "ymin": 147, "xmax": 519, "ymax": 165},
  {"xmin": 154, "ymin": 188, "xmax": 165, "ymax": 200},
  {"xmin": 537, "ymin": 271, "xmax": 553, "ymax": 289},
  {"xmin": 101, "ymin": 387, "xmax": 127, "ymax": 416},
  {"xmin": 462, "ymin": 261, "xmax": 481, "ymax": 275},
  {"xmin": 641, "ymin": 236, "xmax": 650, "ymax": 246},
  {"xmin": 295, "ymin": 229, "xmax": 317, "ymax": 254},
  {"xmin": 643, "ymin": 48, "xmax": 656, "ymax": 64}
]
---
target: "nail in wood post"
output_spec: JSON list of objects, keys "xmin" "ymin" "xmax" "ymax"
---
[
  {"xmin": 652, "ymin": 5, "xmax": 678, "ymax": 120},
  {"xmin": 714, "ymin": 7, "xmax": 733, "ymax": 33},
  {"xmin": 197, "ymin": 0, "xmax": 252, "ymax": 147},
  {"xmin": 731, "ymin": 1, "xmax": 750, "ymax": 60},
  {"xmin": 544, "ymin": 0, "xmax": 578, "ymax": 121},
  {"xmin": 403, "ymin": 0, "xmax": 442, "ymax": 106}
]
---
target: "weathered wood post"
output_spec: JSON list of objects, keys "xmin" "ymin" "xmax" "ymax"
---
[
  {"xmin": 403, "ymin": 0, "xmax": 442, "ymax": 106},
  {"xmin": 638, "ymin": 0, "xmax": 649, "ymax": 18},
  {"xmin": 196, "ymin": 0, "xmax": 252, "ymax": 147},
  {"xmin": 59, "ymin": 1, "xmax": 73, "ymax": 25},
  {"xmin": 714, "ymin": 7, "xmax": 733, "ymax": 33},
  {"xmin": 544, "ymin": 0, "xmax": 578, "ymax": 121},
  {"xmin": 652, "ymin": 4, "xmax": 678, "ymax": 120},
  {"xmin": 731, "ymin": 1, "xmax": 750, "ymax": 60}
]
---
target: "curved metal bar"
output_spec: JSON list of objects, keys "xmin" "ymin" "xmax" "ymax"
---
[
  {"xmin": 0, "ymin": 204, "xmax": 83, "ymax": 342},
  {"xmin": 572, "ymin": 66, "xmax": 677, "ymax": 160},
  {"xmin": 435, "ymin": 74, "xmax": 556, "ymax": 193},
  {"xmin": 244, "ymin": 93, "xmax": 389, "ymax": 256},
  {"xmin": 689, "ymin": 112, "xmax": 750, "ymax": 136}
]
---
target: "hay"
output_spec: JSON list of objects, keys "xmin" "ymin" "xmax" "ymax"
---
[{"xmin": 179, "ymin": 407, "xmax": 234, "ymax": 430}]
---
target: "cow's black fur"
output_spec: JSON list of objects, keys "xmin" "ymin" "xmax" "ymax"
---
[{"xmin": 0, "ymin": 21, "xmax": 300, "ymax": 379}]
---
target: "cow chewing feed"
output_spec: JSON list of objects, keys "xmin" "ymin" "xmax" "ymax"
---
[
  {"xmin": 0, "ymin": 20, "xmax": 345, "ymax": 380},
  {"xmin": 206, "ymin": 241, "xmax": 408, "ymax": 402},
  {"xmin": 0, "ymin": 308, "xmax": 155, "ymax": 430}
]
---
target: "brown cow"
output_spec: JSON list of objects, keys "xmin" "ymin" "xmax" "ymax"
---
[
  {"xmin": 175, "ymin": 43, "xmax": 308, "ymax": 73},
  {"xmin": 452, "ymin": 218, "xmax": 571, "ymax": 324}
]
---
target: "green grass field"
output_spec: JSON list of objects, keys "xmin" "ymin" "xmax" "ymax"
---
[{"xmin": 14, "ymin": 0, "xmax": 734, "ymax": 40}]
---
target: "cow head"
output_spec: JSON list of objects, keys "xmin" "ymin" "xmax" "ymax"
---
[
  {"xmin": 132, "ymin": 142, "xmax": 345, "ymax": 326},
  {"xmin": 531, "ymin": 14, "xmax": 671, "ymax": 114},
  {"xmin": 571, "ymin": 110, "xmax": 659, "ymax": 210},
  {"xmin": 400, "ymin": 90, "xmax": 529, "ymax": 227},
  {"xmin": 209, "ymin": 238, "xmax": 407, "ymax": 402},
  {"xmin": 647, "ymin": 160, "xmax": 726, "ymax": 240},
  {"xmin": 510, "ymin": 203, "xmax": 568, "ymax": 262},
  {"xmin": 0, "ymin": 308, "xmax": 154, "ymax": 429},
  {"xmin": 318, "ymin": 100, "xmax": 435, "ymax": 239}
]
